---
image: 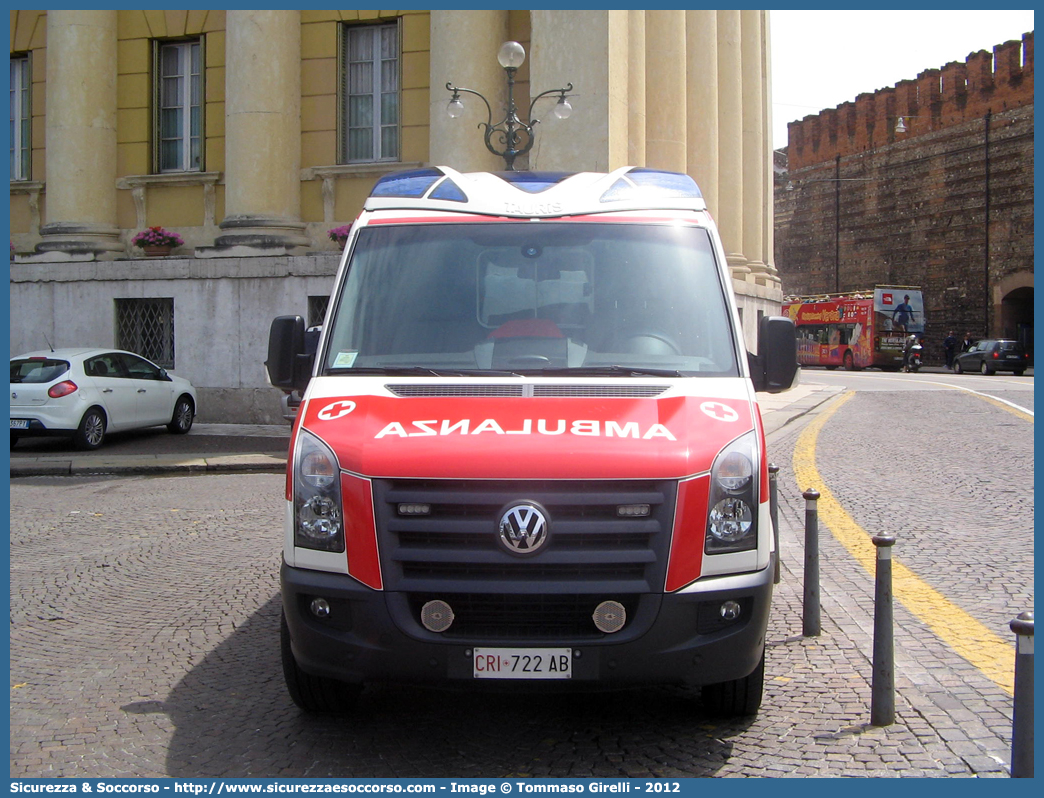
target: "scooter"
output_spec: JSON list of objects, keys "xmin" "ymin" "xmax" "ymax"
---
[{"xmin": 907, "ymin": 342, "xmax": 923, "ymax": 373}]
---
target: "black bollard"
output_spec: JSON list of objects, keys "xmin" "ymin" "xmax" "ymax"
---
[
  {"xmin": 1009, "ymin": 611, "xmax": 1034, "ymax": 778},
  {"xmin": 802, "ymin": 488, "xmax": 820, "ymax": 637},
  {"xmin": 870, "ymin": 533, "xmax": 896, "ymax": 727},
  {"xmin": 769, "ymin": 464, "xmax": 780, "ymax": 584}
]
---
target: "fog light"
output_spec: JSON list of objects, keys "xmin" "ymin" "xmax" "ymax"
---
[
  {"xmin": 310, "ymin": 597, "xmax": 331, "ymax": 619},
  {"xmin": 593, "ymin": 600, "xmax": 627, "ymax": 633},
  {"xmin": 719, "ymin": 600, "xmax": 742, "ymax": 621},
  {"xmin": 421, "ymin": 599, "xmax": 454, "ymax": 633}
]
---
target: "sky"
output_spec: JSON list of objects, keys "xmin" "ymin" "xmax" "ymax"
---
[{"xmin": 770, "ymin": 9, "xmax": 1035, "ymax": 149}]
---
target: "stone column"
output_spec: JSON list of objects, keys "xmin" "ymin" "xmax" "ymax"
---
[
  {"xmin": 216, "ymin": 10, "xmax": 308, "ymax": 249},
  {"xmin": 761, "ymin": 11, "xmax": 780, "ymax": 285},
  {"xmin": 530, "ymin": 10, "xmax": 629, "ymax": 172},
  {"xmin": 430, "ymin": 10, "xmax": 510, "ymax": 172},
  {"xmin": 627, "ymin": 11, "xmax": 646, "ymax": 167},
  {"xmin": 740, "ymin": 10, "xmax": 767, "ymax": 281},
  {"xmin": 716, "ymin": 10, "xmax": 748, "ymax": 274},
  {"xmin": 645, "ymin": 10, "xmax": 686, "ymax": 172},
  {"xmin": 686, "ymin": 10, "xmax": 718, "ymax": 214},
  {"xmin": 37, "ymin": 10, "xmax": 123, "ymax": 256}
]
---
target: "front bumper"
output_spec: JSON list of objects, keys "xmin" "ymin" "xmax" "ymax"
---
[{"xmin": 281, "ymin": 560, "xmax": 773, "ymax": 689}]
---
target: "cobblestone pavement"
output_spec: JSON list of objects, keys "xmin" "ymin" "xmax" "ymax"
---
[
  {"xmin": 765, "ymin": 388, "xmax": 1032, "ymax": 776},
  {"xmin": 8, "ymin": 387, "xmax": 1030, "ymax": 778}
]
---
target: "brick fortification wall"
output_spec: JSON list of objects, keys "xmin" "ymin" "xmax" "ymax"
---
[{"xmin": 775, "ymin": 33, "xmax": 1033, "ymax": 352}]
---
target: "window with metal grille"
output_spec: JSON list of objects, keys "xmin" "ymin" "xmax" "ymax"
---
[
  {"xmin": 115, "ymin": 298, "xmax": 176, "ymax": 369},
  {"xmin": 308, "ymin": 295, "xmax": 329, "ymax": 328},
  {"xmin": 156, "ymin": 39, "xmax": 203, "ymax": 172},
  {"xmin": 10, "ymin": 54, "xmax": 30, "ymax": 180},
  {"xmin": 342, "ymin": 22, "xmax": 399, "ymax": 163}
]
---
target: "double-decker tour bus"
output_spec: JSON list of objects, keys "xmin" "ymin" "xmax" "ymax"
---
[{"xmin": 782, "ymin": 286, "xmax": 924, "ymax": 370}]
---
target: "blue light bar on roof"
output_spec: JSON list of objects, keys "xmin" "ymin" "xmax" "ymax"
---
[
  {"xmin": 429, "ymin": 178, "xmax": 468, "ymax": 203},
  {"xmin": 371, "ymin": 168, "xmax": 445, "ymax": 198},
  {"xmin": 599, "ymin": 168, "xmax": 703, "ymax": 203}
]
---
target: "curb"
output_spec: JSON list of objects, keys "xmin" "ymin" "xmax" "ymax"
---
[
  {"xmin": 10, "ymin": 453, "xmax": 286, "ymax": 478},
  {"xmin": 759, "ymin": 383, "xmax": 845, "ymax": 437}
]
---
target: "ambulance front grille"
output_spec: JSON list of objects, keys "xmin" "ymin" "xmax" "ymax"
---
[{"xmin": 372, "ymin": 479, "xmax": 676, "ymax": 597}]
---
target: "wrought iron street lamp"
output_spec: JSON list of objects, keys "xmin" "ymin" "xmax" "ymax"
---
[{"xmin": 446, "ymin": 40, "xmax": 573, "ymax": 170}]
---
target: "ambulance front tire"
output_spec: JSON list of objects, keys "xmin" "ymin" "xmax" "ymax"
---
[
  {"xmin": 701, "ymin": 651, "xmax": 765, "ymax": 718},
  {"xmin": 281, "ymin": 611, "xmax": 362, "ymax": 713}
]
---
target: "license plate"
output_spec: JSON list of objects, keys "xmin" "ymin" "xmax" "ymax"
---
[
  {"xmin": 473, "ymin": 648, "xmax": 572, "ymax": 679},
  {"xmin": 1005, "ymin": 355, "xmax": 1019, "ymax": 359},
  {"xmin": 10, "ymin": 419, "xmax": 29, "ymax": 430}
]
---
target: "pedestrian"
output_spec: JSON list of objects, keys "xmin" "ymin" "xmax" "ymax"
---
[
  {"xmin": 961, "ymin": 331, "xmax": 974, "ymax": 352},
  {"xmin": 944, "ymin": 331, "xmax": 957, "ymax": 369}
]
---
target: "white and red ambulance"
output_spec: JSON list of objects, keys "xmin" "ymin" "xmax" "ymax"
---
[{"xmin": 266, "ymin": 166, "xmax": 797, "ymax": 717}]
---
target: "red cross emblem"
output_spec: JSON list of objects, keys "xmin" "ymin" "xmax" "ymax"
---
[
  {"xmin": 699, "ymin": 401, "xmax": 739, "ymax": 422},
  {"xmin": 317, "ymin": 400, "xmax": 357, "ymax": 421}
]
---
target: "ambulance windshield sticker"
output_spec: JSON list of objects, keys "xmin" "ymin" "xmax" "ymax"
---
[{"xmin": 333, "ymin": 351, "xmax": 358, "ymax": 368}]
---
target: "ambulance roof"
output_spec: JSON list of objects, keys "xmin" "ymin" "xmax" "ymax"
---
[{"xmin": 363, "ymin": 165, "xmax": 708, "ymax": 219}]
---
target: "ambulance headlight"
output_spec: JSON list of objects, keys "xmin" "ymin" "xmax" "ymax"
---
[
  {"xmin": 706, "ymin": 432, "xmax": 758, "ymax": 554},
  {"xmin": 708, "ymin": 498, "xmax": 753, "ymax": 542},
  {"xmin": 294, "ymin": 432, "xmax": 344, "ymax": 552}
]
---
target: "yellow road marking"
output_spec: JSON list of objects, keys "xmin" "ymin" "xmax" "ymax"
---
[
  {"xmin": 793, "ymin": 391, "xmax": 1015, "ymax": 695},
  {"xmin": 918, "ymin": 380, "xmax": 1033, "ymax": 422},
  {"xmin": 810, "ymin": 372, "xmax": 1034, "ymax": 421}
]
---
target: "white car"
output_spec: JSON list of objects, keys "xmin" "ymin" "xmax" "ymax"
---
[{"xmin": 10, "ymin": 348, "xmax": 197, "ymax": 450}]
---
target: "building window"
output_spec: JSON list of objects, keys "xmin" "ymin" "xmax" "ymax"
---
[
  {"xmin": 156, "ymin": 39, "xmax": 202, "ymax": 172},
  {"xmin": 115, "ymin": 298, "xmax": 176, "ymax": 369},
  {"xmin": 342, "ymin": 23, "xmax": 399, "ymax": 163},
  {"xmin": 10, "ymin": 54, "xmax": 30, "ymax": 180},
  {"xmin": 308, "ymin": 295, "xmax": 330, "ymax": 328}
]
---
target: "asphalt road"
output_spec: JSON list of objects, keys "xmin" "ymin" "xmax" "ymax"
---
[{"xmin": 8, "ymin": 374, "xmax": 1034, "ymax": 778}]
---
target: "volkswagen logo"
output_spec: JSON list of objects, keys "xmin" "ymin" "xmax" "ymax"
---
[{"xmin": 498, "ymin": 502, "xmax": 550, "ymax": 556}]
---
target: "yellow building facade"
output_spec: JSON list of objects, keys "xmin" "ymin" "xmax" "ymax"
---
[
  {"xmin": 11, "ymin": 9, "xmax": 777, "ymax": 274},
  {"xmin": 10, "ymin": 9, "xmax": 436, "ymax": 254}
]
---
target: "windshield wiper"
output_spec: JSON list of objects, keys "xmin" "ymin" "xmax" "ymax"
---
[{"xmin": 532, "ymin": 365, "xmax": 684, "ymax": 378}]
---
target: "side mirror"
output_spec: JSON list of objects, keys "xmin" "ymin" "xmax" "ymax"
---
[
  {"xmin": 750, "ymin": 315, "xmax": 798, "ymax": 393},
  {"xmin": 266, "ymin": 315, "xmax": 309, "ymax": 391}
]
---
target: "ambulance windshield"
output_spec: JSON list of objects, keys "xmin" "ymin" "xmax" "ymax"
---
[{"xmin": 322, "ymin": 222, "xmax": 739, "ymax": 376}]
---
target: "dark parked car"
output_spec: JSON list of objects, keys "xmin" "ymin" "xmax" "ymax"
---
[{"xmin": 953, "ymin": 339, "xmax": 1029, "ymax": 375}]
